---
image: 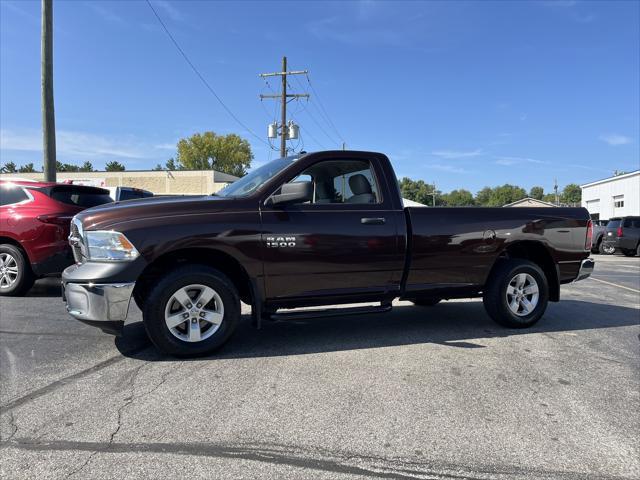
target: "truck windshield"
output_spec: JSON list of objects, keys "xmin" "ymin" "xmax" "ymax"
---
[{"xmin": 216, "ymin": 156, "xmax": 297, "ymax": 198}]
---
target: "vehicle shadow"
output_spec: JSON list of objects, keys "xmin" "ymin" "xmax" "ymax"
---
[
  {"xmin": 115, "ymin": 300, "xmax": 639, "ymax": 361},
  {"xmin": 26, "ymin": 278, "xmax": 61, "ymax": 297}
]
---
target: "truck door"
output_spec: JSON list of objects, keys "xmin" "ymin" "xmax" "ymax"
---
[{"xmin": 260, "ymin": 156, "xmax": 405, "ymax": 303}]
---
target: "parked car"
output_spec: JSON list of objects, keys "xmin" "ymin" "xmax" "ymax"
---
[
  {"xmin": 62, "ymin": 180, "xmax": 154, "ymax": 202},
  {"xmin": 62, "ymin": 150, "xmax": 594, "ymax": 357},
  {"xmin": 105, "ymin": 186, "xmax": 154, "ymax": 202},
  {"xmin": 0, "ymin": 180, "xmax": 112, "ymax": 296},
  {"xmin": 591, "ymin": 219, "xmax": 609, "ymax": 254},
  {"xmin": 602, "ymin": 216, "xmax": 640, "ymax": 257}
]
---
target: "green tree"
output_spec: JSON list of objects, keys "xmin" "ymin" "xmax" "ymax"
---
[
  {"xmin": 79, "ymin": 161, "xmax": 94, "ymax": 172},
  {"xmin": 475, "ymin": 187, "xmax": 493, "ymax": 206},
  {"xmin": 18, "ymin": 163, "xmax": 36, "ymax": 173},
  {"xmin": 105, "ymin": 161, "xmax": 125, "ymax": 172},
  {"xmin": 486, "ymin": 184, "xmax": 527, "ymax": 206},
  {"xmin": 529, "ymin": 186, "xmax": 544, "ymax": 200},
  {"xmin": 176, "ymin": 132, "xmax": 252, "ymax": 176},
  {"xmin": 542, "ymin": 193, "xmax": 557, "ymax": 204},
  {"xmin": 1, "ymin": 161, "xmax": 17, "ymax": 173},
  {"xmin": 165, "ymin": 158, "xmax": 179, "ymax": 171},
  {"xmin": 152, "ymin": 163, "xmax": 164, "ymax": 171},
  {"xmin": 561, "ymin": 183, "xmax": 581, "ymax": 205},
  {"xmin": 398, "ymin": 178, "xmax": 442, "ymax": 205},
  {"xmin": 56, "ymin": 161, "xmax": 79, "ymax": 172},
  {"xmin": 442, "ymin": 189, "xmax": 475, "ymax": 206}
]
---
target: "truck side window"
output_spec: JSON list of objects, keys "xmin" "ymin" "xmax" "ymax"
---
[{"xmin": 287, "ymin": 159, "xmax": 380, "ymax": 205}]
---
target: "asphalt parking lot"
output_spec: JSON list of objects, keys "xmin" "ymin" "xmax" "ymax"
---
[{"xmin": 1, "ymin": 254, "xmax": 638, "ymax": 479}]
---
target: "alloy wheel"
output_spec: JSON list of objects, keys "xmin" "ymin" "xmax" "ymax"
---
[
  {"xmin": 0, "ymin": 253, "xmax": 19, "ymax": 289},
  {"xmin": 505, "ymin": 273, "xmax": 539, "ymax": 316},
  {"xmin": 164, "ymin": 284, "xmax": 224, "ymax": 342}
]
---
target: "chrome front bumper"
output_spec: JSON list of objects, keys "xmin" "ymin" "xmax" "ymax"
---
[
  {"xmin": 574, "ymin": 258, "xmax": 595, "ymax": 282},
  {"xmin": 62, "ymin": 282, "xmax": 135, "ymax": 334}
]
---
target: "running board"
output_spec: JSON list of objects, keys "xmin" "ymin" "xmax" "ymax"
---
[{"xmin": 270, "ymin": 302, "xmax": 392, "ymax": 321}]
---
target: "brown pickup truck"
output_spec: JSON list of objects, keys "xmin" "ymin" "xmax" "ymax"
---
[{"xmin": 62, "ymin": 151, "xmax": 594, "ymax": 357}]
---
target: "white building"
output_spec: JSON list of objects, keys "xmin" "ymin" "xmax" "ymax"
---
[{"xmin": 581, "ymin": 170, "xmax": 640, "ymax": 221}]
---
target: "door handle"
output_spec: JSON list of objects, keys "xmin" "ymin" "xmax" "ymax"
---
[{"xmin": 361, "ymin": 217, "xmax": 386, "ymax": 225}]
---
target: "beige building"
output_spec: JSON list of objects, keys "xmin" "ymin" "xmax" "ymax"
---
[
  {"xmin": 0, "ymin": 169, "xmax": 238, "ymax": 195},
  {"xmin": 504, "ymin": 198, "xmax": 557, "ymax": 208}
]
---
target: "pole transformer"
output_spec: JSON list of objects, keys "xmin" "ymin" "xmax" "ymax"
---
[
  {"xmin": 41, "ymin": 0, "xmax": 56, "ymax": 181},
  {"xmin": 259, "ymin": 56, "xmax": 308, "ymax": 158}
]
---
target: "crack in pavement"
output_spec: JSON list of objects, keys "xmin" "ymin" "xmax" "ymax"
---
[
  {"xmin": 1, "ymin": 439, "xmax": 635, "ymax": 480},
  {"xmin": 63, "ymin": 361, "xmax": 185, "ymax": 480},
  {"xmin": 0, "ymin": 342, "xmax": 151, "ymax": 413},
  {"xmin": 64, "ymin": 364, "xmax": 146, "ymax": 480}
]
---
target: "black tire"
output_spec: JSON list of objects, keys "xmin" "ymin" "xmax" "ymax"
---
[
  {"xmin": 142, "ymin": 264, "xmax": 241, "ymax": 357},
  {"xmin": 483, "ymin": 259, "xmax": 549, "ymax": 328},
  {"xmin": 411, "ymin": 297, "xmax": 441, "ymax": 306},
  {"xmin": 0, "ymin": 244, "xmax": 35, "ymax": 296},
  {"xmin": 622, "ymin": 249, "xmax": 637, "ymax": 257},
  {"xmin": 596, "ymin": 239, "xmax": 604, "ymax": 254}
]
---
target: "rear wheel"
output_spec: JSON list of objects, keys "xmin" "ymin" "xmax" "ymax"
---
[
  {"xmin": 142, "ymin": 265, "xmax": 241, "ymax": 357},
  {"xmin": 0, "ymin": 244, "xmax": 34, "ymax": 296},
  {"xmin": 483, "ymin": 259, "xmax": 549, "ymax": 328},
  {"xmin": 602, "ymin": 243, "xmax": 615, "ymax": 255},
  {"xmin": 411, "ymin": 297, "xmax": 441, "ymax": 306},
  {"xmin": 622, "ymin": 248, "xmax": 637, "ymax": 257}
]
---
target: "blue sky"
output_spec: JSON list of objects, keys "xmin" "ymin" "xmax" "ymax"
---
[{"xmin": 1, "ymin": 0, "xmax": 638, "ymax": 193}]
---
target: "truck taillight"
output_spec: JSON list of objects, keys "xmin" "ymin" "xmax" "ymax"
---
[
  {"xmin": 585, "ymin": 220, "xmax": 593, "ymax": 250},
  {"xmin": 617, "ymin": 226, "xmax": 623, "ymax": 237}
]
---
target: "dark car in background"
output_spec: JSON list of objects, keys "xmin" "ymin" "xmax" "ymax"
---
[
  {"xmin": 602, "ymin": 216, "xmax": 640, "ymax": 257},
  {"xmin": 591, "ymin": 219, "xmax": 609, "ymax": 254},
  {"xmin": 0, "ymin": 180, "xmax": 112, "ymax": 296}
]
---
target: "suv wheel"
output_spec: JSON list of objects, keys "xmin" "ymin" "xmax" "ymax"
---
[
  {"xmin": 622, "ymin": 248, "xmax": 637, "ymax": 257},
  {"xmin": 483, "ymin": 259, "xmax": 549, "ymax": 328},
  {"xmin": 0, "ymin": 244, "xmax": 35, "ymax": 296},
  {"xmin": 143, "ymin": 265, "xmax": 241, "ymax": 357}
]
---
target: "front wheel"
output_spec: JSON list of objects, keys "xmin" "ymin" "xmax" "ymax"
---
[
  {"xmin": 142, "ymin": 265, "xmax": 241, "ymax": 357},
  {"xmin": 483, "ymin": 259, "xmax": 549, "ymax": 328}
]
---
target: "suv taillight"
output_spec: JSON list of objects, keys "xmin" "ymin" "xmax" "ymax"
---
[
  {"xmin": 36, "ymin": 214, "xmax": 74, "ymax": 225},
  {"xmin": 617, "ymin": 226, "xmax": 623, "ymax": 237},
  {"xmin": 585, "ymin": 220, "xmax": 593, "ymax": 250}
]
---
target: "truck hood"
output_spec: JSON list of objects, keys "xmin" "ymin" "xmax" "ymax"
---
[{"xmin": 76, "ymin": 195, "xmax": 250, "ymax": 231}]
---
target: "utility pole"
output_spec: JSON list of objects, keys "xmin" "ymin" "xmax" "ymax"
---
[
  {"xmin": 259, "ymin": 57, "xmax": 308, "ymax": 158},
  {"xmin": 432, "ymin": 182, "xmax": 436, "ymax": 207},
  {"xmin": 554, "ymin": 178, "xmax": 559, "ymax": 206},
  {"xmin": 41, "ymin": 0, "xmax": 56, "ymax": 181}
]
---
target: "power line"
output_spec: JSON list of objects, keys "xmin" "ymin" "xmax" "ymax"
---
[
  {"xmin": 299, "ymin": 124, "xmax": 326, "ymax": 150},
  {"xmin": 301, "ymin": 104, "xmax": 340, "ymax": 147},
  {"xmin": 292, "ymin": 74, "xmax": 341, "ymax": 147},
  {"xmin": 145, "ymin": 0, "xmax": 269, "ymax": 147},
  {"xmin": 304, "ymin": 74, "xmax": 346, "ymax": 145}
]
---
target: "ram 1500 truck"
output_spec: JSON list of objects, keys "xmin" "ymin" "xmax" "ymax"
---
[{"xmin": 62, "ymin": 151, "xmax": 594, "ymax": 356}]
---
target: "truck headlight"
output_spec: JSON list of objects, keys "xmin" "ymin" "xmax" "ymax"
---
[{"xmin": 84, "ymin": 231, "xmax": 139, "ymax": 262}]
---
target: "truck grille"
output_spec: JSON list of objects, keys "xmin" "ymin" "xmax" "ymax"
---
[{"xmin": 69, "ymin": 218, "xmax": 84, "ymax": 263}]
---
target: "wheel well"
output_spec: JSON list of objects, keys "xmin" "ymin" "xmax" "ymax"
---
[
  {"xmin": 492, "ymin": 241, "xmax": 560, "ymax": 302},
  {"xmin": 133, "ymin": 248, "xmax": 253, "ymax": 309},
  {"xmin": 0, "ymin": 236, "xmax": 32, "ymax": 265}
]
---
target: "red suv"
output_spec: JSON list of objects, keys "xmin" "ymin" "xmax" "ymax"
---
[{"xmin": 0, "ymin": 180, "xmax": 112, "ymax": 296}]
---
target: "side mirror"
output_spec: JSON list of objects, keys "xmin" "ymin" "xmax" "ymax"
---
[{"xmin": 269, "ymin": 181, "xmax": 313, "ymax": 206}]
